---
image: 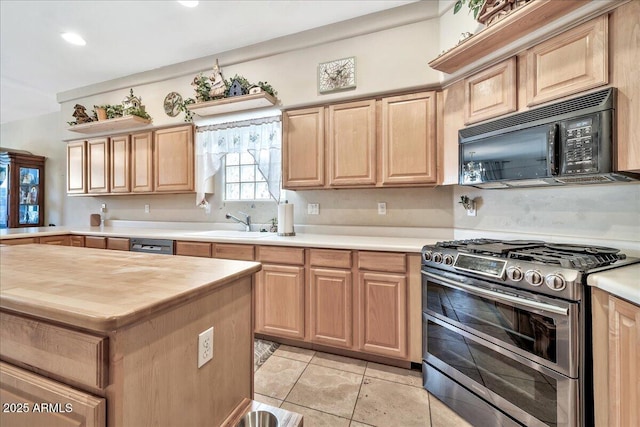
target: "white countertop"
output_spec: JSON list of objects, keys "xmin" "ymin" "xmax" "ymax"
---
[{"xmin": 588, "ymin": 264, "xmax": 640, "ymax": 306}]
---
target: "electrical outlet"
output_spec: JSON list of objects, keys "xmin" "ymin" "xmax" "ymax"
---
[
  {"xmin": 198, "ymin": 327, "xmax": 214, "ymax": 368},
  {"xmin": 307, "ymin": 203, "xmax": 319, "ymax": 215},
  {"xmin": 144, "ymin": 204, "xmax": 150, "ymax": 213},
  {"xmin": 377, "ymin": 202, "xmax": 387, "ymax": 215},
  {"xmin": 101, "ymin": 203, "xmax": 106, "ymax": 213},
  {"xmin": 466, "ymin": 206, "xmax": 477, "ymax": 216}
]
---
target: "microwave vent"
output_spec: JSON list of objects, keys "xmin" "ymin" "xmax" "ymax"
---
[{"xmin": 460, "ymin": 88, "xmax": 614, "ymax": 139}]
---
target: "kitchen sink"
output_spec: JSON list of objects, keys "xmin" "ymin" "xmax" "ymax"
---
[{"xmin": 188, "ymin": 230, "xmax": 274, "ymax": 239}]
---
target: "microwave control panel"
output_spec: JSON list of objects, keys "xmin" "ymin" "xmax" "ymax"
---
[{"xmin": 561, "ymin": 115, "xmax": 599, "ymax": 174}]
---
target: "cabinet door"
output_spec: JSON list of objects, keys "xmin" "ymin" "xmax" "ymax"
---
[
  {"xmin": 526, "ymin": 15, "xmax": 608, "ymax": 106},
  {"xmin": 154, "ymin": 125, "xmax": 194, "ymax": 192},
  {"xmin": 70, "ymin": 235, "xmax": 85, "ymax": 247},
  {"xmin": 87, "ymin": 138, "xmax": 109, "ymax": 194},
  {"xmin": 309, "ymin": 268, "xmax": 353, "ymax": 348},
  {"xmin": 67, "ymin": 141, "xmax": 86, "ymax": 194},
  {"xmin": 608, "ymin": 295, "xmax": 640, "ymax": 427},
  {"xmin": 357, "ymin": 272, "xmax": 407, "ymax": 359},
  {"xmin": 328, "ymin": 100, "xmax": 376, "ymax": 186},
  {"xmin": 85, "ymin": 236, "xmax": 107, "ymax": 249},
  {"xmin": 381, "ymin": 92, "xmax": 437, "ymax": 185},
  {"xmin": 131, "ymin": 131, "xmax": 154, "ymax": 192},
  {"xmin": 213, "ymin": 243, "xmax": 255, "ymax": 261},
  {"xmin": 255, "ymin": 264, "xmax": 305, "ymax": 339},
  {"xmin": 110, "ymin": 134, "xmax": 130, "ymax": 193},
  {"xmin": 282, "ymin": 107, "xmax": 325, "ymax": 188},
  {"xmin": 175, "ymin": 241, "xmax": 212, "ymax": 258},
  {"xmin": 11, "ymin": 156, "xmax": 45, "ymax": 228},
  {"xmin": 464, "ymin": 57, "xmax": 517, "ymax": 124},
  {"xmin": 0, "ymin": 362, "xmax": 105, "ymax": 427},
  {"xmin": 106, "ymin": 237, "xmax": 129, "ymax": 251}
]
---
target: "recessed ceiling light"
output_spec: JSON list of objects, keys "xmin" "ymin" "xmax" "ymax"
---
[
  {"xmin": 61, "ymin": 32, "xmax": 86, "ymax": 46},
  {"xmin": 178, "ymin": 1, "xmax": 199, "ymax": 7}
]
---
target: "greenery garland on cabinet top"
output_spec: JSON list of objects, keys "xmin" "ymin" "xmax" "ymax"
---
[
  {"xmin": 454, "ymin": 0, "xmax": 485, "ymax": 19},
  {"xmin": 175, "ymin": 60, "xmax": 278, "ymax": 122}
]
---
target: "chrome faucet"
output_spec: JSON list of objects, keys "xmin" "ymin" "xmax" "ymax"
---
[{"xmin": 225, "ymin": 211, "xmax": 251, "ymax": 231}]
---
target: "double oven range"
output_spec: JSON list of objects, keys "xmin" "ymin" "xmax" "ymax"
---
[{"xmin": 421, "ymin": 239, "xmax": 638, "ymax": 427}]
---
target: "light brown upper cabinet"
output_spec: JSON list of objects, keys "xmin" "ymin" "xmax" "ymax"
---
[
  {"xmin": 67, "ymin": 140, "xmax": 86, "ymax": 194},
  {"xmin": 464, "ymin": 57, "xmax": 517, "ymax": 125},
  {"xmin": 154, "ymin": 125, "xmax": 194, "ymax": 192},
  {"xmin": 381, "ymin": 91, "xmax": 437, "ymax": 185},
  {"xmin": 526, "ymin": 15, "xmax": 608, "ymax": 106},
  {"xmin": 282, "ymin": 107, "xmax": 325, "ymax": 188},
  {"xmin": 110, "ymin": 134, "xmax": 130, "ymax": 193},
  {"xmin": 87, "ymin": 137, "xmax": 110, "ymax": 194},
  {"xmin": 328, "ymin": 100, "xmax": 376, "ymax": 187},
  {"xmin": 131, "ymin": 131, "xmax": 154, "ymax": 192}
]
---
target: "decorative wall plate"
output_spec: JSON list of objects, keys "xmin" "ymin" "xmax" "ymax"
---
[
  {"xmin": 163, "ymin": 92, "xmax": 183, "ymax": 117},
  {"xmin": 318, "ymin": 57, "xmax": 356, "ymax": 94}
]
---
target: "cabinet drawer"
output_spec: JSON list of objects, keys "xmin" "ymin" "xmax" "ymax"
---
[
  {"xmin": 214, "ymin": 244, "xmax": 255, "ymax": 261},
  {"xmin": 257, "ymin": 246, "xmax": 305, "ymax": 265},
  {"xmin": 358, "ymin": 251, "xmax": 406, "ymax": 273},
  {"xmin": 0, "ymin": 362, "xmax": 106, "ymax": 427},
  {"xmin": 176, "ymin": 241, "xmax": 212, "ymax": 258},
  {"xmin": 39, "ymin": 235, "xmax": 71, "ymax": 246},
  {"xmin": 1, "ymin": 237, "xmax": 39, "ymax": 245},
  {"xmin": 309, "ymin": 248, "xmax": 352, "ymax": 268},
  {"xmin": 107, "ymin": 237, "xmax": 130, "ymax": 251},
  {"xmin": 85, "ymin": 236, "xmax": 107, "ymax": 249},
  {"xmin": 70, "ymin": 235, "xmax": 85, "ymax": 247},
  {"xmin": 0, "ymin": 312, "xmax": 108, "ymax": 390}
]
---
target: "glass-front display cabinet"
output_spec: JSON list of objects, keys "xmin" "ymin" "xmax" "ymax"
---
[{"xmin": 0, "ymin": 151, "xmax": 46, "ymax": 228}]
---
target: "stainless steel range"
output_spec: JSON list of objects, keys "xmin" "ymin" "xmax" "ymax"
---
[{"xmin": 421, "ymin": 239, "xmax": 638, "ymax": 427}]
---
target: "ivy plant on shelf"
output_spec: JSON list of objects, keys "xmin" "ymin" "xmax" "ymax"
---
[{"xmin": 454, "ymin": 0, "xmax": 485, "ymax": 19}]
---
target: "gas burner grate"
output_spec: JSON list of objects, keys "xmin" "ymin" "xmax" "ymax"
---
[{"xmin": 508, "ymin": 248, "xmax": 622, "ymax": 269}]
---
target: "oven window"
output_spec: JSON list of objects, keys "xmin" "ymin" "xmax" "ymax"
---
[
  {"xmin": 427, "ymin": 282, "xmax": 557, "ymax": 363},
  {"xmin": 427, "ymin": 319, "xmax": 559, "ymax": 426}
]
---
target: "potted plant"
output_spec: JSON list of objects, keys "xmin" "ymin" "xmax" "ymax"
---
[
  {"xmin": 93, "ymin": 105, "xmax": 108, "ymax": 121},
  {"xmin": 454, "ymin": 0, "xmax": 485, "ymax": 20}
]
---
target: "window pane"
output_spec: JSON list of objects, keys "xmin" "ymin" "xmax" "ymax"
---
[
  {"xmin": 240, "ymin": 152, "xmax": 254, "ymax": 164},
  {"xmin": 226, "ymin": 166, "xmax": 240, "ymax": 183},
  {"xmin": 240, "ymin": 183, "xmax": 255, "ymax": 200},
  {"xmin": 226, "ymin": 152, "xmax": 240, "ymax": 165},
  {"xmin": 256, "ymin": 182, "xmax": 270, "ymax": 199},
  {"xmin": 241, "ymin": 165, "xmax": 255, "ymax": 181},
  {"xmin": 226, "ymin": 183, "xmax": 240, "ymax": 200}
]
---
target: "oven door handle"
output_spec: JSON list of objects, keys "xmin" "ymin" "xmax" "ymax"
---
[{"xmin": 422, "ymin": 271, "xmax": 569, "ymax": 316}]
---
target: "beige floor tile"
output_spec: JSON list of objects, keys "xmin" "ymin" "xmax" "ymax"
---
[
  {"xmin": 349, "ymin": 421, "xmax": 374, "ymax": 427},
  {"xmin": 353, "ymin": 377, "xmax": 431, "ymax": 427},
  {"xmin": 254, "ymin": 393, "xmax": 283, "ymax": 408},
  {"xmin": 274, "ymin": 344, "xmax": 316, "ymax": 362},
  {"xmin": 365, "ymin": 362, "xmax": 423, "ymax": 387},
  {"xmin": 286, "ymin": 364, "xmax": 363, "ymax": 419},
  {"xmin": 428, "ymin": 394, "xmax": 472, "ymax": 427},
  {"xmin": 254, "ymin": 355, "xmax": 307, "ymax": 400},
  {"xmin": 310, "ymin": 352, "xmax": 367, "ymax": 375},
  {"xmin": 281, "ymin": 402, "xmax": 351, "ymax": 427}
]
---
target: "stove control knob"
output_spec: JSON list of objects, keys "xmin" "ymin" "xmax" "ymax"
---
[
  {"xmin": 546, "ymin": 274, "xmax": 566, "ymax": 291},
  {"xmin": 525, "ymin": 270, "xmax": 543, "ymax": 286},
  {"xmin": 443, "ymin": 254, "xmax": 455, "ymax": 265},
  {"xmin": 423, "ymin": 251, "xmax": 433, "ymax": 262},
  {"xmin": 506, "ymin": 266, "xmax": 523, "ymax": 282},
  {"xmin": 432, "ymin": 252, "xmax": 443, "ymax": 264}
]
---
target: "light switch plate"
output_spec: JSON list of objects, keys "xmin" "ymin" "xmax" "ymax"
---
[{"xmin": 377, "ymin": 202, "xmax": 387, "ymax": 215}]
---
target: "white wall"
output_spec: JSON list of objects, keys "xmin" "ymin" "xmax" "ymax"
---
[{"xmin": 2, "ymin": 2, "xmax": 639, "ymax": 245}]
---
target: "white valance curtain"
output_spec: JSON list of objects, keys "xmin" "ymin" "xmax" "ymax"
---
[{"xmin": 195, "ymin": 115, "xmax": 282, "ymax": 206}]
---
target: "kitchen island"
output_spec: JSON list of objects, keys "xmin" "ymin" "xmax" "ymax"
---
[{"xmin": 0, "ymin": 244, "xmax": 261, "ymax": 427}]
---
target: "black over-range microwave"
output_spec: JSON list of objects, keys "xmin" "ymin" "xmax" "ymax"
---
[{"xmin": 459, "ymin": 88, "xmax": 639, "ymax": 188}]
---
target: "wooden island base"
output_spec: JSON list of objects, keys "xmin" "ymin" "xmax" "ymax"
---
[{"xmin": 0, "ymin": 245, "xmax": 262, "ymax": 427}]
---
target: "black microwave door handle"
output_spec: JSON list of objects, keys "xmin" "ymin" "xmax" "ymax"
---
[{"xmin": 549, "ymin": 124, "xmax": 560, "ymax": 176}]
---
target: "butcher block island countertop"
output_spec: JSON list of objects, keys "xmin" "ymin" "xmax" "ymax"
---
[{"xmin": 0, "ymin": 244, "xmax": 262, "ymax": 427}]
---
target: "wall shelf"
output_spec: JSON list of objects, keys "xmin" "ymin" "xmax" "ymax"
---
[
  {"xmin": 67, "ymin": 115, "xmax": 152, "ymax": 134},
  {"xmin": 186, "ymin": 92, "xmax": 277, "ymax": 117},
  {"xmin": 429, "ymin": 0, "xmax": 587, "ymax": 74}
]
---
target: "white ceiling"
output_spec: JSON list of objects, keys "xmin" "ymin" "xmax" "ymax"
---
[{"xmin": 0, "ymin": 0, "xmax": 416, "ymax": 124}]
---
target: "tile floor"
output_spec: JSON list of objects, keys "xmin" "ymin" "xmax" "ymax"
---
[{"xmin": 254, "ymin": 345, "xmax": 472, "ymax": 427}]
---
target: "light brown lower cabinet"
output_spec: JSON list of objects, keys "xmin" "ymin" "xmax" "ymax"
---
[
  {"xmin": 1, "ymin": 238, "xmax": 39, "ymax": 245},
  {"xmin": 70, "ymin": 235, "xmax": 85, "ymax": 247},
  {"xmin": 176, "ymin": 240, "xmax": 212, "ymax": 257},
  {"xmin": 0, "ymin": 362, "xmax": 106, "ymax": 427},
  {"xmin": 255, "ymin": 264, "xmax": 305, "ymax": 339},
  {"xmin": 106, "ymin": 237, "xmax": 129, "ymax": 251},
  {"xmin": 38, "ymin": 235, "xmax": 71, "ymax": 246},
  {"xmin": 357, "ymin": 271, "xmax": 407, "ymax": 359},
  {"xmin": 309, "ymin": 267, "xmax": 353, "ymax": 348},
  {"xmin": 592, "ymin": 288, "xmax": 640, "ymax": 427},
  {"xmin": 84, "ymin": 236, "xmax": 107, "ymax": 249}
]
